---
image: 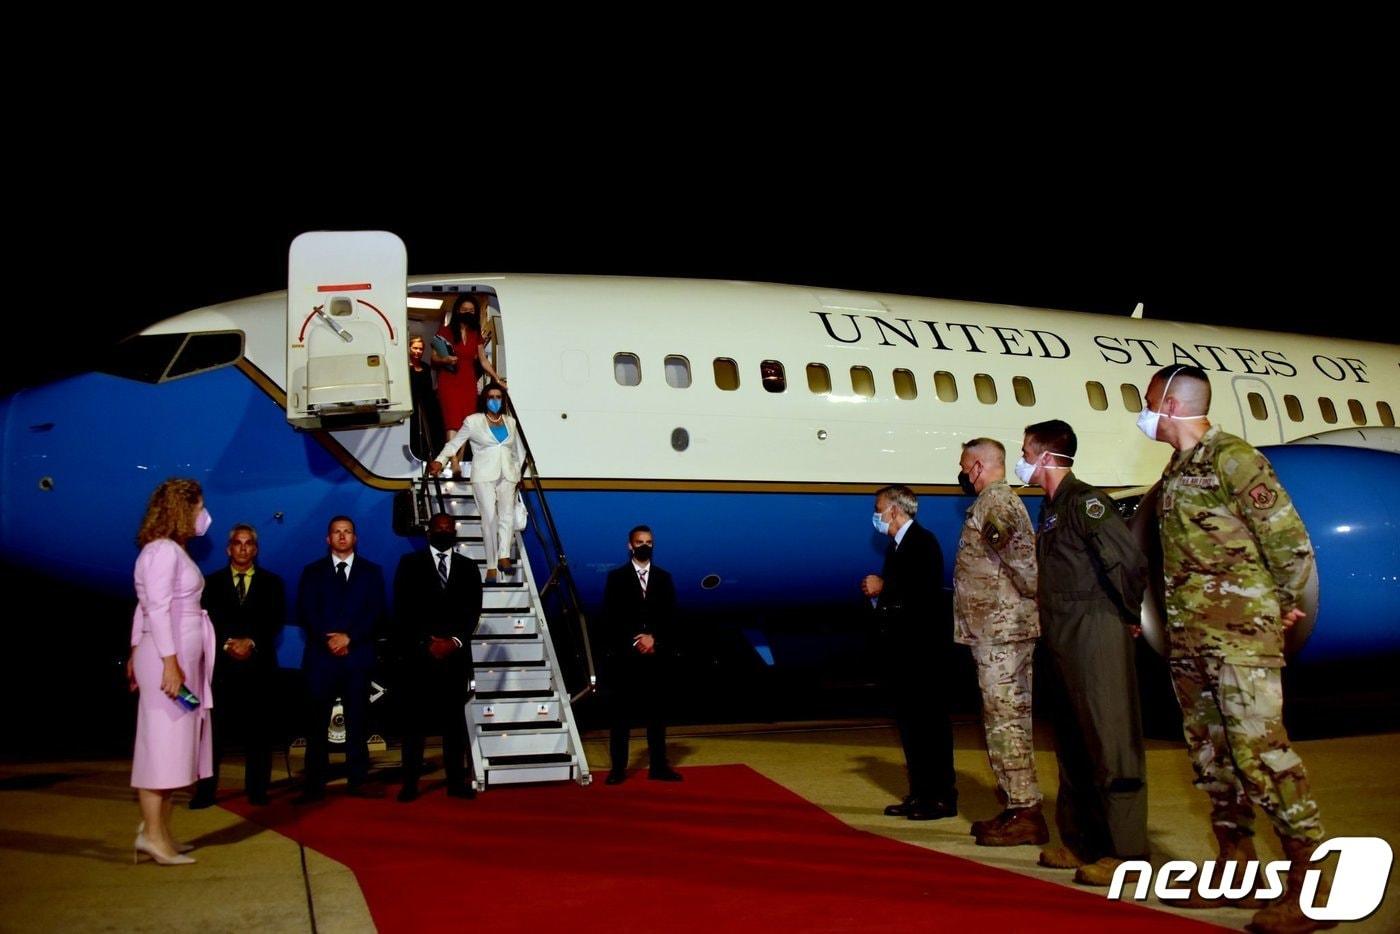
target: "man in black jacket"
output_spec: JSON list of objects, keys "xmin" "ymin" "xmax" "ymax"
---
[
  {"xmin": 392, "ymin": 512, "xmax": 483, "ymax": 802},
  {"xmin": 599, "ymin": 525, "xmax": 681, "ymax": 784},
  {"xmin": 861, "ymin": 484, "xmax": 957, "ymax": 820},
  {"xmin": 191, "ymin": 523, "xmax": 285, "ymax": 808}
]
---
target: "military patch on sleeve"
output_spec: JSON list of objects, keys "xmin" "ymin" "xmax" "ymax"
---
[
  {"xmin": 981, "ymin": 520, "xmax": 1004, "ymax": 548},
  {"xmin": 1248, "ymin": 483, "xmax": 1278, "ymax": 509},
  {"xmin": 1085, "ymin": 497, "xmax": 1106, "ymax": 519}
]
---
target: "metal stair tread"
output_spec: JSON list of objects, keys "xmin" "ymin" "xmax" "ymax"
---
[
  {"xmin": 473, "ymin": 659, "xmax": 548, "ymax": 669},
  {"xmin": 485, "ymin": 753, "xmax": 574, "ymax": 766},
  {"xmin": 473, "ymin": 690, "xmax": 557, "ymax": 700},
  {"xmin": 477, "ymin": 720, "xmax": 564, "ymax": 732}
]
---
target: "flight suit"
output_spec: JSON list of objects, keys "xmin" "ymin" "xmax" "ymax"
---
[
  {"xmin": 1036, "ymin": 473, "xmax": 1149, "ymax": 861},
  {"xmin": 1158, "ymin": 425, "xmax": 1322, "ymax": 844}
]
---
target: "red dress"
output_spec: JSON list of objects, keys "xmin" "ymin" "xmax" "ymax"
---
[{"xmin": 434, "ymin": 326, "xmax": 482, "ymax": 437}]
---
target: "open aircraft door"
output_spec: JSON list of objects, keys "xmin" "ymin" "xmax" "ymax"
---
[{"xmin": 286, "ymin": 231, "xmax": 410, "ymax": 430}]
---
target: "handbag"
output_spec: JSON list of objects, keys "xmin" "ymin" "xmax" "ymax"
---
[{"xmin": 513, "ymin": 491, "xmax": 529, "ymax": 531}]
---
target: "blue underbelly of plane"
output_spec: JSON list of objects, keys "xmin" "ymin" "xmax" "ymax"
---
[{"xmin": 1, "ymin": 368, "xmax": 1396, "ymax": 670}]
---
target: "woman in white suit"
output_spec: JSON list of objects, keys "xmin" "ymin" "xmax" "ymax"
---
[{"xmin": 429, "ymin": 382, "xmax": 522, "ymax": 581}]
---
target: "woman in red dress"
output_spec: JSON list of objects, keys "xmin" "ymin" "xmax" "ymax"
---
[{"xmin": 432, "ymin": 294, "xmax": 504, "ymax": 438}]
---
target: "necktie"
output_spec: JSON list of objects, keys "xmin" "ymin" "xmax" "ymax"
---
[
  {"xmin": 437, "ymin": 552, "xmax": 449, "ymax": 587},
  {"xmin": 236, "ymin": 572, "xmax": 247, "ymax": 603},
  {"xmin": 336, "ymin": 561, "xmax": 348, "ymax": 584},
  {"xmin": 638, "ymin": 567, "xmax": 648, "ymax": 595}
]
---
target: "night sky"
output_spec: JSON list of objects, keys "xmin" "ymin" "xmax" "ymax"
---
[{"xmin": 7, "ymin": 144, "xmax": 1386, "ymax": 396}]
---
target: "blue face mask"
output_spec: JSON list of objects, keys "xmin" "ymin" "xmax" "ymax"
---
[
  {"xmin": 487, "ymin": 398, "xmax": 503, "ymax": 414},
  {"xmin": 872, "ymin": 510, "xmax": 890, "ymax": 535}
]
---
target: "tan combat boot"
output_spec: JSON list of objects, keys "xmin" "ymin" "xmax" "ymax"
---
[
  {"xmin": 1248, "ymin": 835, "xmax": 1336, "ymax": 934},
  {"xmin": 1039, "ymin": 844, "xmax": 1087, "ymax": 870},
  {"xmin": 1177, "ymin": 824, "xmax": 1271, "ymax": 910},
  {"xmin": 975, "ymin": 805, "xmax": 1050, "ymax": 847},
  {"xmin": 1075, "ymin": 857, "xmax": 1126, "ymax": 886}
]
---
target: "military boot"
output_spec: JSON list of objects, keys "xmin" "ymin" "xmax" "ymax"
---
[
  {"xmin": 975, "ymin": 805, "xmax": 1050, "ymax": 847},
  {"xmin": 1248, "ymin": 835, "xmax": 1336, "ymax": 934},
  {"xmin": 1039, "ymin": 844, "xmax": 1088, "ymax": 870},
  {"xmin": 969, "ymin": 787, "xmax": 1011, "ymax": 835},
  {"xmin": 1177, "ymin": 824, "xmax": 1270, "ymax": 910}
]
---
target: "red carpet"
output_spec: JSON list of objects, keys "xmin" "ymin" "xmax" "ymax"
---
[{"xmin": 225, "ymin": 765, "xmax": 1222, "ymax": 933}]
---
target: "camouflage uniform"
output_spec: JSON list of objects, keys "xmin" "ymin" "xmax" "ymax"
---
[
  {"xmin": 954, "ymin": 479, "xmax": 1042, "ymax": 808},
  {"xmin": 1037, "ymin": 474, "xmax": 1149, "ymax": 861},
  {"xmin": 1158, "ymin": 425, "xmax": 1323, "ymax": 844}
]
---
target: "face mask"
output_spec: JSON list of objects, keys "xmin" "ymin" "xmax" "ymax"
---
[
  {"xmin": 1138, "ymin": 370, "xmax": 1206, "ymax": 440},
  {"xmin": 194, "ymin": 507, "xmax": 212, "ymax": 537},
  {"xmin": 632, "ymin": 544, "xmax": 653, "ymax": 562},
  {"xmin": 429, "ymin": 532, "xmax": 456, "ymax": 551},
  {"xmin": 487, "ymin": 398, "xmax": 503, "ymax": 414},
  {"xmin": 1013, "ymin": 457, "xmax": 1037, "ymax": 485},
  {"xmin": 872, "ymin": 511, "xmax": 891, "ymax": 535},
  {"xmin": 957, "ymin": 470, "xmax": 978, "ymax": 497}
]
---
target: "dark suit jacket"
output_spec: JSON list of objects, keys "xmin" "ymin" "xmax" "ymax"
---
[
  {"xmin": 599, "ymin": 562, "xmax": 677, "ymax": 659},
  {"xmin": 203, "ymin": 564, "xmax": 285, "ymax": 675},
  {"xmin": 296, "ymin": 554, "xmax": 388, "ymax": 674},
  {"xmin": 393, "ymin": 548, "xmax": 482, "ymax": 670},
  {"xmin": 877, "ymin": 520, "xmax": 947, "ymax": 636}
]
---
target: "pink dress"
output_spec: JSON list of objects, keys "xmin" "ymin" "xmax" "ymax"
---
[{"xmin": 130, "ymin": 538, "xmax": 215, "ymax": 790}]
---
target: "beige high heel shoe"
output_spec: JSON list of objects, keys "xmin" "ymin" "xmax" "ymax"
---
[
  {"xmin": 134, "ymin": 826, "xmax": 195, "ymax": 864},
  {"xmin": 137, "ymin": 821, "xmax": 193, "ymax": 853}
]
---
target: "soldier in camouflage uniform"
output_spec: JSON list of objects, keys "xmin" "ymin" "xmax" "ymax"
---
[
  {"xmin": 1142, "ymin": 364, "xmax": 1328, "ymax": 931},
  {"xmin": 1020, "ymin": 420, "xmax": 1150, "ymax": 887},
  {"xmin": 952, "ymin": 438, "xmax": 1048, "ymax": 847}
]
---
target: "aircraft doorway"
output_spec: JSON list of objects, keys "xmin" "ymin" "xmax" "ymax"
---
[
  {"xmin": 1230, "ymin": 375, "xmax": 1284, "ymax": 445},
  {"xmin": 406, "ymin": 286, "xmax": 504, "ymax": 461}
]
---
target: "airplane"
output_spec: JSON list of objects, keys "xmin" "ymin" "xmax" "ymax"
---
[{"xmin": 1, "ymin": 236, "xmax": 1396, "ymax": 699}]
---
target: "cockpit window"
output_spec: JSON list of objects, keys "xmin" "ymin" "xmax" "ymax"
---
[{"xmin": 99, "ymin": 331, "xmax": 244, "ymax": 384}]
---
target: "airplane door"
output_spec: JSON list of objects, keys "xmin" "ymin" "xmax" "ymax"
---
[
  {"xmin": 1230, "ymin": 376, "xmax": 1284, "ymax": 445},
  {"xmin": 286, "ymin": 231, "xmax": 410, "ymax": 430}
]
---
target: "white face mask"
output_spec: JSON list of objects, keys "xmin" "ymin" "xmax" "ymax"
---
[
  {"xmin": 1014, "ymin": 451, "xmax": 1073, "ymax": 485},
  {"xmin": 1012, "ymin": 457, "xmax": 1037, "ymax": 485},
  {"xmin": 194, "ymin": 507, "xmax": 212, "ymax": 537},
  {"xmin": 1139, "ymin": 371, "xmax": 1207, "ymax": 440}
]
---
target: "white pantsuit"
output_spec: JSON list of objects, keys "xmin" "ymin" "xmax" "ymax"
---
[{"xmin": 436, "ymin": 412, "xmax": 522, "ymax": 563}]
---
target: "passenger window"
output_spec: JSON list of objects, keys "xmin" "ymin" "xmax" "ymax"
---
[
  {"xmin": 1284, "ymin": 394, "xmax": 1304, "ymax": 422},
  {"xmin": 806, "ymin": 363, "xmax": 831, "ymax": 395},
  {"xmin": 1121, "ymin": 383, "xmax": 1143, "ymax": 412},
  {"xmin": 1318, "ymin": 397, "xmax": 1338, "ymax": 424},
  {"xmin": 934, "ymin": 370, "xmax": 958, "ymax": 403},
  {"xmin": 1247, "ymin": 392, "xmax": 1268, "ymax": 421},
  {"xmin": 664, "ymin": 355, "xmax": 691, "ymax": 389},
  {"xmin": 761, "ymin": 360, "xmax": 786, "ymax": 393},
  {"xmin": 1085, "ymin": 381, "xmax": 1108, "ymax": 411},
  {"xmin": 893, "ymin": 368, "xmax": 917, "ymax": 400},
  {"xmin": 974, "ymin": 373, "xmax": 997, "ymax": 405},
  {"xmin": 713, "ymin": 358, "xmax": 740, "ymax": 391},
  {"xmin": 1013, "ymin": 376, "xmax": 1035, "ymax": 407},
  {"xmin": 1380, "ymin": 401, "xmax": 1396, "ymax": 427},
  {"xmin": 851, "ymin": 366, "xmax": 875, "ymax": 398},
  {"xmin": 1348, "ymin": 399, "xmax": 1367, "ymax": 425},
  {"xmin": 613, "ymin": 353, "xmax": 641, "ymax": 387}
]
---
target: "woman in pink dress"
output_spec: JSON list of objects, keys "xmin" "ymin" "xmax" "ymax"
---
[
  {"xmin": 432, "ymin": 293, "xmax": 505, "ymax": 440},
  {"xmin": 128, "ymin": 478, "xmax": 216, "ymax": 865}
]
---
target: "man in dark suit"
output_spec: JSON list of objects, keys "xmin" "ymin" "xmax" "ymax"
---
[
  {"xmin": 599, "ymin": 525, "xmax": 682, "ymax": 784},
  {"xmin": 392, "ymin": 512, "xmax": 482, "ymax": 802},
  {"xmin": 191, "ymin": 523, "xmax": 285, "ymax": 808},
  {"xmin": 860, "ymin": 484, "xmax": 957, "ymax": 820},
  {"xmin": 295, "ymin": 515, "xmax": 389, "ymax": 801}
]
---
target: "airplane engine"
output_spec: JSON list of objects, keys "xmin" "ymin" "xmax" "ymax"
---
[{"xmin": 1126, "ymin": 444, "xmax": 1400, "ymax": 662}]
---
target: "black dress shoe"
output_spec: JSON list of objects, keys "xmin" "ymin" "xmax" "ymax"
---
[
  {"xmin": 247, "ymin": 792, "xmax": 270, "ymax": 806},
  {"xmin": 188, "ymin": 793, "xmax": 217, "ymax": 811},
  {"xmin": 884, "ymin": 796, "xmax": 917, "ymax": 817},
  {"xmin": 293, "ymin": 787, "xmax": 326, "ymax": 805},
  {"xmin": 648, "ymin": 766, "xmax": 683, "ymax": 782},
  {"xmin": 397, "ymin": 784, "xmax": 420, "ymax": 803},
  {"xmin": 346, "ymin": 783, "xmax": 386, "ymax": 799},
  {"xmin": 605, "ymin": 770, "xmax": 627, "ymax": 785},
  {"xmin": 907, "ymin": 798, "xmax": 958, "ymax": 821},
  {"xmin": 446, "ymin": 785, "xmax": 476, "ymax": 799}
]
